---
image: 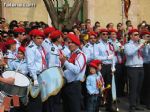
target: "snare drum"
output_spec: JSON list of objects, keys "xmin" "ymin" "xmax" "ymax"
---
[{"xmin": 0, "ymin": 71, "xmax": 30, "ymax": 97}]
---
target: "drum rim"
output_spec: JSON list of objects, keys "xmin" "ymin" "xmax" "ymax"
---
[
  {"xmin": 41, "ymin": 66, "xmax": 62, "ymax": 73},
  {"xmin": 2, "ymin": 70, "xmax": 30, "ymax": 87}
]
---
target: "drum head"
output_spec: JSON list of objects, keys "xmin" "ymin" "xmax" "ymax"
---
[{"xmin": 2, "ymin": 71, "xmax": 30, "ymax": 87}]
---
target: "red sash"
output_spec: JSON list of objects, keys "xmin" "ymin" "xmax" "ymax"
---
[{"xmin": 68, "ymin": 52, "xmax": 86, "ymax": 72}]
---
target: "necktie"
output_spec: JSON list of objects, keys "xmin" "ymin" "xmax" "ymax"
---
[
  {"xmin": 38, "ymin": 47, "xmax": 47, "ymax": 69},
  {"xmin": 138, "ymin": 48, "xmax": 143, "ymax": 59}
]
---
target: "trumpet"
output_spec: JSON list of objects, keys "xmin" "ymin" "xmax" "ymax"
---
[
  {"xmin": 139, "ymin": 39, "xmax": 150, "ymax": 45},
  {"xmin": 144, "ymin": 40, "xmax": 150, "ymax": 45}
]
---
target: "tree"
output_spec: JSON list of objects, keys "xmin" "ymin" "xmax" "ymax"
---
[{"xmin": 43, "ymin": 0, "xmax": 84, "ymax": 30}]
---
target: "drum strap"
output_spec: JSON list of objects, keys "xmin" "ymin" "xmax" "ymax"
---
[
  {"xmin": 40, "ymin": 46, "xmax": 47, "ymax": 69},
  {"xmin": 68, "ymin": 52, "xmax": 86, "ymax": 72},
  {"xmin": 79, "ymin": 53, "xmax": 86, "ymax": 72}
]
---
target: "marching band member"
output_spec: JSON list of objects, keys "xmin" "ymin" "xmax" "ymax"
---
[
  {"xmin": 61, "ymin": 37, "xmax": 71, "ymax": 59},
  {"xmin": 8, "ymin": 46, "xmax": 28, "ymax": 112},
  {"xmin": 25, "ymin": 29, "xmax": 46, "ymax": 112},
  {"xmin": 4, "ymin": 39, "xmax": 17, "ymax": 68},
  {"xmin": 42, "ymin": 26, "xmax": 56, "ymax": 53},
  {"xmin": 124, "ymin": 29, "xmax": 145, "ymax": 112},
  {"xmin": 46, "ymin": 30, "xmax": 63, "ymax": 68},
  {"xmin": 140, "ymin": 31, "xmax": 150, "ymax": 110},
  {"xmin": 9, "ymin": 46, "xmax": 28, "ymax": 75},
  {"xmin": 13, "ymin": 27, "xmax": 26, "ymax": 52},
  {"xmin": 43, "ymin": 30, "xmax": 63, "ymax": 112},
  {"xmin": 108, "ymin": 29, "xmax": 125, "ymax": 97},
  {"xmin": 86, "ymin": 60, "xmax": 103, "ymax": 112},
  {"xmin": 60, "ymin": 33, "xmax": 86, "ymax": 112},
  {"xmin": 94, "ymin": 28, "xmax": 116, "ymax": 112},
  {"xmin": 82, "ymin": 31, "xmax": 98, "ymax": 63}
]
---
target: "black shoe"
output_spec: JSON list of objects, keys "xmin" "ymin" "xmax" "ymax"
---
[
  {"xmin": 129, "ymin": 106, "xmax": 135, "ymax": 112},
  {"xmin": 146, "ymin": 105, "xmax": 150, "ymax": 110},
  {"xmin": 135, "ymin": 106, "xmax": 144, "ymax": 111}
]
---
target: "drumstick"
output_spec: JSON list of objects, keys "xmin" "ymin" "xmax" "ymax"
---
[
  {"xmin": 3, "ymin": 57, "xmax": 16, "ymax": 60},
  {"xmin": 12, "ymin": 60, "xmax": 24, "ymax": 81}
]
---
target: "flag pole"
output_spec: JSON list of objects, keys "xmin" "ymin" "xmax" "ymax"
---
[
  {"xmin": 121, "ymin": 0, "xmax": 126, "ymax": 43},
  {"xmin": 121, "ymin": 0, "xmax": 125, "ymax": 25}
]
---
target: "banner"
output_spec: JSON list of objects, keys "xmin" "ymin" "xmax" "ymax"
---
[{"xmin": 124, "ymin": 0, "xmax": 131, "ymax": 19}]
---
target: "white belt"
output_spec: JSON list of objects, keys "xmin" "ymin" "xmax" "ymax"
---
[{"xmin": 128, "ymin": 65, "xmax": 143, "ymax": 67}]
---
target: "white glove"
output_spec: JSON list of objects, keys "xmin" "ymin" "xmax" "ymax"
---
[
  {"xmin": 34, "ymin": 80, "xmax": 39, "ymax": 86},
  {"xmin": 107, "ymin": 54, "xmax": 114, "ymax": 60},
  {"xmin": 139, "ymin": 43, "xmax": 144, "ymax": 48},
  {"xmin": 111, "ymin": 67, "xmax": 116, "ymax": 73}
]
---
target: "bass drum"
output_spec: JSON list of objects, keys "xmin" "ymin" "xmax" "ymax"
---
[
  {"xmin": 38, "ymin": 67, "xmax": 64, "ymax": 102},
  {"xmin": 0, "ymin": 71, "xmax": 30, "ymax": 97}
]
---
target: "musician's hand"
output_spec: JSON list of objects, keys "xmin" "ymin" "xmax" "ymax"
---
[
  {"xmin": 59, "ymin": 55, "xmax": 67, "ymax": 64},
  {"xmin": 0, "ymin": 59, "xmax": 6, "ymax": 66},
  {"xmin": 34, "ymin": 80, "xmax": 39, "ymax": 86},
  {"xmin": 4, "ymin": 77, "xmax": 15, "ymax": 85},
  {"xmin": 111, "ymin": 67, "xmax": 116, "ymax": 73},
  {"xmin": 107, "ymin": 54, "xmax": 114, "ymax": 60}
]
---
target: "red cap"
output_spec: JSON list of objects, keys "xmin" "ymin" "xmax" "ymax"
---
[
  {"xmin": 67, "ymin": 33, "xmax": 80, "ymax": 46},
  {"xmin": 6, "ymin": 39, "xmax": 16, "ymax": 45},
  {"xmin": 50, "ymin": 30, "xmax": 62, "ymax": 39},
  {"xmin": 18, "ymin": 46, "xmax": 25, "ymax": 53},
  {"xmin": 128, "ymin": 29, "xmax": 139, "ymax": 35},
  {"xmin": 44, "ymin": 27, "xmax": 56, "ymax": 36},
  {"xmin": 140, "ymin": 31, "xmax": 150, "ymax": 36},
  {"xmin": 29, "ymin": 29, "xmax": 45, "ymax": 37},
  {"xmin": 90, "ymin": 59, "xmax": 102, "ymax": 66},
  {"xmin": 88, "ymin": 31, "xmax": 97, "ymax": 37},
  {"xmin": 109, "ymin": 29, "xmax": 117, "ymax": 33},
  {"xmin": 89, "ymin": 62, "xmax": 98, "ymax": 69},
  {"xmin": 100, "ymin": 28, "xmax": 108, "ymax": 33},
  {"xmin": 14, "ymin": 27, "xmax": 25, "ymax": 33}
]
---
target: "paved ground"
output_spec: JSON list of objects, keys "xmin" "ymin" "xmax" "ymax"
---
[
  {"xmin": 98, "ymin": 97, "xmax": 150, "ymax": 112},
  {"xmin": 80, "ymin": 97, "xmax": 149, "ymax": 112}
]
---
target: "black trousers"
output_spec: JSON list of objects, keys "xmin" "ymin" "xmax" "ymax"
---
[
  {"xmin": 42, "ymin": 92, "xmax": 62, "ymax": 112},
  {"xmin": 141, "ymin": 63, "xmax": 150, "ymax": 106},
  {"xmin": 127, "ymin": 67, "xmax": 144, "ymax": 107},
  {"xmin": 115, "ymin": 64, "xmax": 126, "ymax": 97},
  {"xmin": 62, "ymin": 81, "xmax": 82, "ymax": 112},
  {"xmin": 101, "ymin": 64, "xmax": 112, "ymax": 109},
  {"xmin": 26, "ymin": 94, "xmax": 42, "ymax": 112}
]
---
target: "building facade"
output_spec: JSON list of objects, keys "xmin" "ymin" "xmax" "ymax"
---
[{"xmin": 1, "ymin": 0, "xmax": 150, "ymax": 27}]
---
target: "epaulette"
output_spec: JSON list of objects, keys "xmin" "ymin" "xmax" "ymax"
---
[
  {"xmin": 108, "ymin": 42, "xmax": 113, "ymax": 46},
  {"xmin": 45, "ymin": 40, "xmax": 48, "ymax": 43},
  {"xmin": 76, "ymin": 50, "xmax": 81, "ymax": 54},
  {"xmin": 15, "ymin": 60, "xmax": 20, "ymax": 62},
  {"xmin": 51, "ymin": 47, "xmax": 55, "ymax": 51},
  {"xmin": 5, "ymin": 52, "xmax": 9, "ymax": 55},
  {"xmin": 96, "ymin": 41, "xmax": 100, "ymax": 44},
  {"xmin": 85, "ymin": 44, "xmax": 89, "ymax": 48},
  {"xmin": 62, "ymin": 46, "xmax": 65, "ymax": 50},
  {"xmin": 29, "ymin": 45, "xmax": 34, "ymax": 48}
]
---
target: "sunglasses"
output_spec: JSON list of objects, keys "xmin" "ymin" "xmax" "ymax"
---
[
  {"xmin": 68, "ymin": 42, "xmax": 74, "ymax": 44},
  {"xmin": 133, "ymin": 34, "xmax": 139, "ymax": 36},
  {"xmin": 102, "ymin": 33, "xmax": 108, "ymax": 36},
  {"xmin": 36, "ymin": 37, "xmax": 43, "ymax": 40}
]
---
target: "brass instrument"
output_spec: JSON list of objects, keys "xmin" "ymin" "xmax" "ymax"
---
[
  {"xmin": 145, "ymin": 40, "xmax": 150, "ymax": 45},
  {"xmin": 139, "ymin": 39, "xmax": 150, "ymax": 45}
]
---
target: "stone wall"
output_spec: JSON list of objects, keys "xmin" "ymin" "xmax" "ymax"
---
[{"xmin": 1, "ymin": 0, "xmax": 150, "ymax": 27}]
